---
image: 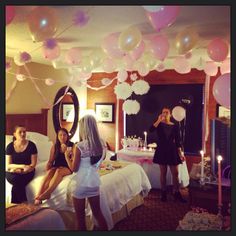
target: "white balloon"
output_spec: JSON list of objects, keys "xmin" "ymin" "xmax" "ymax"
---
[{"xmin": 172, "ymin": 106, "xmax": 186, "ymax": 122}]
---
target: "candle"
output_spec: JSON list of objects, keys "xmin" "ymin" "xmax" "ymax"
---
[
  {"xmin": 200, "ymin": 150, "xmax": 204, "ymax": 182},
  {"xmin": 144, "ymin": 131, "xmax": 147, "ymax": 149},
  {"xmin": 217, "ymin": 155, "xmax": 223, "ymax": 208}
]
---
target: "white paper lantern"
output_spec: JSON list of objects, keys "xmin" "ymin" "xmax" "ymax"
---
[
  {"xmin": 114, "ymin": 82, "xmax": 132, "ymax": 100},
  {"xmin": 123, "ymin": 99, "xmax": 140, "ymax": 115},
  {"xmin": 131, "ymin": 80, "xmax": 150, "ymax": 95}
]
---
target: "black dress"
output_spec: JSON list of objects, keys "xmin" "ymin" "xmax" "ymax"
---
[
  {"xmin": 53, "ymin": 141, "xmax": 74, "ymax": 168},
  {"xmin": 149, "ymin": 122, "xmax": 182, "ymax": 166}
]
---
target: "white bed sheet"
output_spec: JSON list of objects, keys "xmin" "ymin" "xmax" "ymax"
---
[
  {"xmin": 5, "ymin": 132, "xmax": 151, "ymax": 230},
  {"xmin": 24, "ymin": 162, "xmax": 151, "ymax": 230}
]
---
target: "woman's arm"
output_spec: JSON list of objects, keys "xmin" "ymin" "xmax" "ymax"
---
[
  {"xmin": 6, "ymin": 155, "xmax": 26, "ymax": 172},
  {"xmin": 65, "ymin": 145, "xmax": 81, "ymax": 172},
  {"xmin": 22, "ymin": 153, "xmax": 37, "ymax": 173},
  {"xmin": 46, "ymin": 145, "xmax": 56, "ymax": 171},
  {"xmin": 149, "ymin": 114, "xmax": 163, "ymax": 132}
]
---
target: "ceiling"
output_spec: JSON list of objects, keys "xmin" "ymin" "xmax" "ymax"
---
[{"xmin": 6, "ymin": 5, "xmax": 230, "ymax": 72}]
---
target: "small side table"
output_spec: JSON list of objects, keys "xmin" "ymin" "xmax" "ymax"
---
[{"xmin": 188, "ymin": 179, "xmax": 231, "ymax": 215}]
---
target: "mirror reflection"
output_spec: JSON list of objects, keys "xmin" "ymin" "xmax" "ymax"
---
[{"xmin": 53, "ymin": 86, "xmax": 79, "ymax": 139}]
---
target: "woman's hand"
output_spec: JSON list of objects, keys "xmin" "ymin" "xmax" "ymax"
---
[
  {"xmin": 46, "ymin": 162, "xmax": 52, "ymax": 171},
  {"xmin": 22, "ymin": 165, "xmax": 34, "ymax": 174},
  {"xmin": 61, "ymin": 143, "xmax": 67, "ymax": 153},
  {"xmin": 65, "ymin": 147, "xmax": 72, "ymax": 159},
  {"xmin": 178, "ymin": 150, "xmax": 186, "ymax": 162}
]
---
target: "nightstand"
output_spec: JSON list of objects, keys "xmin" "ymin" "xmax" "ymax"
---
[{"xmin": 188, "ymin": 179, "xmax": 231, "ymax": 215}]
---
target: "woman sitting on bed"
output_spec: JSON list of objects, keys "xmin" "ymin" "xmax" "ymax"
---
[
  {"xmin": 6, "ymin": 125, "xmax": 38, "ymax": 204},
  {"xmin": 34, "ymin": 128, "xmax": 73, "ymax": 204},
  {"xmin": 64, "ymin": 115, "xmax": 108, "ymax": 231}
]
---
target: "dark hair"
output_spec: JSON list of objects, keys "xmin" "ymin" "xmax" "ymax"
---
[
  {"xmin": 54, "ymin": 128, "xmax": 70, "ymax": 157},
  {"xmin": 12, "ymin": 125, "xmax": 26, "ymax": 141}
]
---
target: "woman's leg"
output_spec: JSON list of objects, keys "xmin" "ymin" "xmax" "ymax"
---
[
  {"xmin": 169, "ymin": 165, "xmax": 179, "ymax": 192},
  {"xmin": 38, "ymin": 167, "xmax": 71, "ymax": 200},
  {"xmin": 159, "ymin": 165, "xmax": 168, "ymax": 201},
  {"xmin": 35, "ymin": 168, "xmax": 56, "ymax": 198},
  {"xmin": 6, "ymin": 171, "xmax": 34, "ymax": 203},
  {"xmin": 88, "ymin": 195, "xmax": 108, "ymax": 231},
  {"xmin": 169, "ymin": 165, "xmax": 186, "ymax": 203},
  {"xmin": 72, "ymin": 197, "xmax": 86, "ymax": 230}
]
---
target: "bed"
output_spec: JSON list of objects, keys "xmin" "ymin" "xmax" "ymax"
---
[{"xmin": 5, "ymin": 130, "xmax": 151, "ymax": 230}]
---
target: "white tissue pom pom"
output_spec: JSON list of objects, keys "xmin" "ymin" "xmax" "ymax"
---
[
  {"xmin": 130, "ymin": 73, "xmax": 138, "ymax": 81},
  {"xmin": 16, "ymin": 74, "xmax": 26, "ymax": 81},
  {"xmin": 114, "ymin": 82, "xmax": 132, "ymax": 100},
  {"xmin": 45, "ymin": 78, "xmax": 55, "ymax": 86},
  {"xmin": 117, "ymin": 69, "xmax": 128, "ymax": 82},
  {"xmin": 123, "ymin": 99, "xmax": 140, "ymax": 115},
  {"xmin": 131, "ymin": 80, "xmax": 150, "ymax": 95}
]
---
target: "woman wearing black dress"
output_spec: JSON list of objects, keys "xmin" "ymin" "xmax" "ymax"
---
[
  {"xmin": 149, "ymin": 107, "xmax": 186, "ymax": 202},
  {"xmin": 6, "ymin": 125, "xmax": 38, "ymax": 203},
  {"xmin": 34, "ymin": 128, "xmax": 73, "ymax": 204}
]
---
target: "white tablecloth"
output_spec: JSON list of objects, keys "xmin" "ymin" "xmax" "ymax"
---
[{"xmin": 117, "ymin": 148, "xmax": 189, "ymax": 189}]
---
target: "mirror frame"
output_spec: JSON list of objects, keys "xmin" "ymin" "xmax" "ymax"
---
[{"xmin": 53, "ymin": 86, "xmax": 79, "ymax": 139}]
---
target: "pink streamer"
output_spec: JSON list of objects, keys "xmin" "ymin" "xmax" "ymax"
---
[
  {"xmin": 117, "ymin": 152, "xmax": 153, "ymax": 165},
  {"xmin": 6, "ymin": 78, "xmax": 18, "ymax": 102},
  {"xmin": 86, "ymin": 77, "xmax": 116, "ymax": 91},
  {"xmin": 24, "ymin": 64, "xmax": 51, "ymax": 108}
]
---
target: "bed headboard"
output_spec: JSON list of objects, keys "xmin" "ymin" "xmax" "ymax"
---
[{"xmin": 6, "ymin": 108, "xmax": 49, "ymax": 135}]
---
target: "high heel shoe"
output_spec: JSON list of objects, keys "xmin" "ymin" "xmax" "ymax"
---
[{"xmin": 173, "ymin": 191, "xmax": 187, "ymax": 203}]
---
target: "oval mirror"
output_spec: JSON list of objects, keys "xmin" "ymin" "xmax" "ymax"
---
[{"xmin": 52, "ymin": 86, "xmax": 79, "ymax": 139}]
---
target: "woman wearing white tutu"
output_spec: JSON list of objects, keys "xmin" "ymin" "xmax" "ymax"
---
[{"xmin": 65, "ymin": 115, "xmax": 108, "ymax": 231}]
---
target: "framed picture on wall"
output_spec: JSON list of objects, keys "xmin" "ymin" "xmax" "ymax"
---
[
  {"xmin": 62, "ymin": 103, "xmax": 75, "ymax": 122},
  {"xmin": 95, "ymin": 103, "xmax": 115, "ymax": 123},
  {"xmin": 216, "ymin": 104, "xmax": 230, "ymax": 118}
]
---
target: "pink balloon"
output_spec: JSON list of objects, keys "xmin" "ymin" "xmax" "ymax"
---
[
  {"xmin": 220, "ymin": 58, "xmax": 230, "ymax": 74},
  {"xmin": 101, "ymin": 32, "xmax": 125, "ymax": 59},
  {"xmin": 204, "ymin": 61, "xmax": 218, "ymax": 76},
  {"xmin": 129, "ymin": 40, "xmax": 145, "ymax": 61},
  {"xmin": 149, "ymin": 35, "xmax": 169, "ymax": 61},
  {"xmin": 146, "ymin": 6, "xmax": 180, "ymax": 32},
  {"xmin": 173, "ymin": 56, "xmax": 191, "ymax": 74},
  {"xmin": 123, "ymin": 54, "xmax": 134, "ymax": 71},
  {"xmin": 65, "ymin": 47, "xmax": 82, "ymax": 65},
  {"xmin": 6, "ymin": 6, "xmax": 15, "ymax": 25},
  {"xmin": 102, "ymin": 58, "xmax": 116, "ymax": 73},
  {"xmin": 213, "ymin": 73, "xmax": 230, "ymax": 109},
  {"xmin": 42, "ymin": 45, "xmax": 60, "ymax": 60},
  {"xmin": 207, "ymin": 38, "xmax": 229, "ymax": 62}
]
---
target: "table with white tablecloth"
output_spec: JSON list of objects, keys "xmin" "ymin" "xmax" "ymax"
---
[{"xmin": 117, "ymin": 148, "xmax": 189, "ymax": 189}]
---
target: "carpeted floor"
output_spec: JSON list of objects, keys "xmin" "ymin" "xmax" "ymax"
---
[{"xmin": 112, "ymin": 188, "xmax": 190, "ymax": 231}]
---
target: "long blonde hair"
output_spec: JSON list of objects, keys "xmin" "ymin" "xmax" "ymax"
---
[{"xmin": 79, "ymin": 115, "xmax": 103, "ymax": 156}]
